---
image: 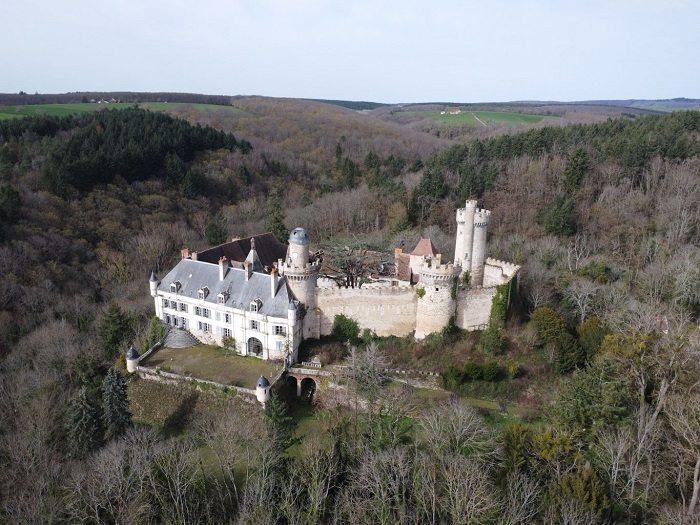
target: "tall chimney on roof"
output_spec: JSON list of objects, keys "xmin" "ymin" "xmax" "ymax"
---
[
  {"xmin": 219, "ymin": 256, "xmax": 229, "ymax": 280},
  {"xmin": 270, "ymin": 267, "xmax": 278, "ymax": 297},
  {"xmin": 245, "ymin": 261, "xmax": 252, "ymax": 281}
]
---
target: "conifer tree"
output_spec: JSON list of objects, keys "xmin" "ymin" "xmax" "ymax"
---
[
  {"xmin": 65, "ymin": 386, "xmax": 102, "ymax": 458},
  {"xmin": 265, "ymin": 189, "xmax": 288, "ymax": 243},
  {"xmin": 99, "ymin": 304, "xmax": 134, "ymax": 360},
  {"xmin": 102, "ymin": 367, "xmax": 132, "ymax": 440}
]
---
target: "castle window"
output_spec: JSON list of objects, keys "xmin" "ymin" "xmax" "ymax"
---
[
  {"xmin": 250, "ymin": 320, "xmax": 259, "ymax": 330},
  {"xmin": 223, "ymin": 328, "xmax": 232, "ymax": 338},
  {"xmin": 162, "ymin": 298, "xmax": 169, "ymax": 308},
  {"xmin": 217, "ymin": 292, "xmax": 228, "ymax": 304},
  {"xmin": 202, "ymin": 308, "xmax": 210, "ymax": 319},
  {"xmin": 170, "ymin": 281, "xmax": 181, "ymax": 293},
  {"xmin": 198, "ymin": 287, "xmax": 209, "ymax": 300},
  {"xmin": 180, "ymin": 303, "xmax": 187, "ymax": 312},
  {"xmin": 224, "ymin": 313, "xmax": 231, "ymax": 323},
  {"xmin": 198, "ymin": 321, "xmax": 211, "ymax": 333},
  {"xmin": 274, "ymin": 325, "xmax": 286, "ymax": 336},
  {"xmin": 165, "ymin": 314, "xmax": 171, "ymax": 324},
  {"xmin": 250, "ymin": 299, "xmax": 262, "ymax": 312},
  {"xmin": 195, "ymin": 306, "xmax": 202, "ymax": 316}
]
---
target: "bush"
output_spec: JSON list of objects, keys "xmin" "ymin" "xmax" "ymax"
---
[
  {"xmin": 478, "ymin": 326, "xmax": 507, "ymax": 355},
  {"xmin": 482, "ymin": 361, "xmax": 501, "ymax": 381},
  {"xmin": 463, "ymin": 361, "xmax": 483, "ymax": 381},
  {"xmin": 332, "ymin": 314, "xmax": 360, "ymax": 344},
  {"xmin": 530, "ymin": 307, "xmax": 568, "ymax": 345}
]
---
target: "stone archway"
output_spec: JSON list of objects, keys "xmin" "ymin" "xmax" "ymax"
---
[
  {"xmin": 248, "ymin": 337, "xmax": 263, "ymax": 357},
  {"xmin": 300, "ymin": 377, "xmax": 317, "ymax": 404}
]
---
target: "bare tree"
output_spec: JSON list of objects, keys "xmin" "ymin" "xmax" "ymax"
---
[{"xmin": 565, "ymin": 278, "xmax": 600, "ymax": 324}]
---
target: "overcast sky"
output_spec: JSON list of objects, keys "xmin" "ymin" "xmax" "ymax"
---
[{"xmin": 3, "ymin": 0, "xmax": 698, "ymax": 103}]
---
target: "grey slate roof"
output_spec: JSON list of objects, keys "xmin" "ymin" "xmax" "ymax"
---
[
  {"xmin": 257, "ymin": 375, "xmax": 270, "ymax": 388},
  {"xmin": 159, "ymin": 259, "xmax": 294, "ymax": 318},
  {"xmin": 289, "ymin": 227, "xmax": 309, "ymax": 245},
  {"xmin": 126, "ymin": 345, "xmax": 140, "ymax": 360}
]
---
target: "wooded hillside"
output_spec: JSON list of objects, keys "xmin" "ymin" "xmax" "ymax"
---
[{"xmin": 1, "ymin": 99, "xmax": 699, "ymax": 523}]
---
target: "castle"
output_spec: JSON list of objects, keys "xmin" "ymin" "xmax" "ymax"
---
[{"xmin": 150, "ymin": 200, "xmax": 520, "ymax": 362}]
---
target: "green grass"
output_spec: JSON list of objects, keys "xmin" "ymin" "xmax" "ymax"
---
[
  {"xmin": 0, "ymin": 101, "xmax": 244, "ymax": 119},
  {"xmin": 140, "ymin": 344, "xmax": 282, "ymax": 389},
  {"xmin": 398, "ymin": 109, "xmax": 556, "ymax": 126}
]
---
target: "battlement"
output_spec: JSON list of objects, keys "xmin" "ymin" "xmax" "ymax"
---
[
  {"xmin": 486, "ymin": 258, "xmax": 520, "ymax": 277},
  {"xmin": 456, "ymin": 199, "xmax": 478, "ymax": 221},
  {"xmin": 280, "ymin": 260, "xmax": 321, "ymax": 277},
  {"xmin": 419, "ymin": 262, "xmax": 460, "ymax": 282},
  {"xmin": 315, "ymin": 284, "xmax": 415, "ymax": 297}
]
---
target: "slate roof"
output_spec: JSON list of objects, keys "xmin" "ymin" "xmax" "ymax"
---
[
  {"xmin": 195, "ymin": 233, "xmax": 288, "ymax": 270},
  {"xmin": 158, "ymin": 258, "xmax": 294, "ymax": 319}
]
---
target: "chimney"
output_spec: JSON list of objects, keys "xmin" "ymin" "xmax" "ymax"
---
[
  {"xmin": 245, "ymin": 260, "xmax": 252, "ymax": 281},
  {"xmin": 270, "ymin": 268, "xmax": 278, "ymax": 297},
  {"xmin": 394, "ymin": 248, "xmax": 403, "ymax": 258},
  {"xmin": 191, "ymin": 251, "xmax": 198, "ymax": 261},
  {"xmin": 219, "ymin": 256, "xmax": 229, "ymax": 280},
  {"xmin": 181, "ymin": 248, "xmax": 190, "ymax": 259}
]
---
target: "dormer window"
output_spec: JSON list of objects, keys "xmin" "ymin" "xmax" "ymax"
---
[
  {"xmin": 170, "ymin": 281, "xmax": 181, "ymax": 293},
  {"xmin": 250, "ymin": 299, "xmax": 262, "ymax": 312},
  {"xmin": 198, "ymin": 287, "xmax": 209, "ymax": 300},
  {"xmin": 217, "ymin": 292, "xmax": 228, "ymax": 304}
]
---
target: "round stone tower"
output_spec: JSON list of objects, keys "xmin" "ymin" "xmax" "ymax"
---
[
  {"xmin": 281, "ymin": 227, "xmax": 320, "ymax": 339},
  {"xmin": 126, "ymin": 345, "xmax": 140, "ymax": 373},
  {"xmin": 470, "ymin": 209, "xmax": 491, "ymax": 286},
  {"xmin": 149, "ymin": 270, "xmax": 159, "ymax": 297},
  {"xmin": 414, "ymin": 259, "xmax": 460, "ymax": 339},
  {"xmin": 256, "ymin": 375, "xmax": 271, "ymax": 406},
  {"xmin": 454, "ymin": 199, "xmax": 478, "ymax": 273}
]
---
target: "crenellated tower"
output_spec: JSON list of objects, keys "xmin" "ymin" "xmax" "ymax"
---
[
  {"xmin": 454, "ymin": 199, "xmax": 478, "ymax": 272},
  {"xmin": 470, "ymin": 208, "xmax": 490, "ymax": 286},
  {"xmin": 453, "ymin": 200, "xmax": 490, "ymax": 287},
  {"xmin": 414, "ymin": 255, "xmax": 461, "ymax": 339},
  {"xmin": 279, "ymin": 227, "xmax": 321, "ymax": 339}
]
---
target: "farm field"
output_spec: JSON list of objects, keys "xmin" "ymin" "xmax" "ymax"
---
[
  {"xmin": 0, "ymin": 101, "xmax": 244, "ymax": 118},
  {"xmin": 399, "ymin": 109, "xmax": 556, "ymax": 125}
]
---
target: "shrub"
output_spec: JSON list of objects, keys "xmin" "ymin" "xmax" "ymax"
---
[
  {"xmin": 530, "ymin": 307, "xmax": 568, "ymax": 345},
  {"xmin": 463, "ymin": 361, "xmax": 483, "ymax": 381},
  {"xmin": 482, "ymin": 361, "xmax": 501, "ymax": 381},
  {"xmin": 416, "ymin": 287, "xmax": 426, "ymax": 299},
  {"xmin": 478, "ymin": 326, "xmax": 507, "ymax": 355},
  {"xmin": 508, "ymin": 364, "xmax": 521, "ymax": 379},
  {"xmin": 332, "ymin": 314, "xmax": 360, "ymax": 344}
]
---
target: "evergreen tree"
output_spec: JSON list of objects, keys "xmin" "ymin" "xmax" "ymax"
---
[
  {"xmin": 563, "ymin": 148, "xmax": 590, "ymax": 194},
  {"xmin": 204, "ymin": 213, "xmax": 228, "ymax": 245},
  {"xmin": 65, "ymin": 386, "xmax": 102, "ymax": 458},
  {"xmin": 102, "ymin": 367, "xmax": 132, "ymax": 440},
  {"xmin": 263, "ymin": 393, "xmax": 297, "ymax": 451},
  {"xmin": 265, "ymin": 189, "xmax": 287, "ymax": 243},
  {"xmin": 99, "ymin": 304, "xmax": 133, "ymax": 360}
]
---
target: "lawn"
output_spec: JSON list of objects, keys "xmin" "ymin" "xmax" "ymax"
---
[
  {"xmin": 0, "ymin": 101, "xmax": 244, "ymax": 119},
  {"xmin": 140, "ymin": 344, "xmax": 282, "ymax": 389},
  {"xmin": 398, "ymin": 109, "xmax": 556, "ymax": 126}
]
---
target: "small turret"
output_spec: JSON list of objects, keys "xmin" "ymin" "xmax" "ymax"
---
[
  {"xmin": 149, "ymin": 271, "xmax": 159, "ymax": 297},
  {"xmin": 256, "ymin": 375, "xmax": 271, "ymax": 405},
  {"xmin": 126, "ymin": 345, "xmax": 140, "ymax": 373},
  {"xmin": 288, "ymin": 227, "xmax": 310, "ymax": 267}
]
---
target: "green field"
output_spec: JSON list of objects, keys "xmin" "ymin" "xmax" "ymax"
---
[
  {"xmin": 140, "ymin": 344, "xmax": 282, "ymax": 389},
  {"xmin": 400, "ymin": 109, "xmax": 556, "ymax": 126},
  {"xmin": 0, "ymin": 101, "xmax": 244, "ymax": 119}
]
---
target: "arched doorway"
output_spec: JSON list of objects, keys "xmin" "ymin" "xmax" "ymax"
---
[
  {"xmin": 248, "ymin": 337, "xmax": 263, "ymax": 357},
  {"xmin": 300, "ymin": 377, "xmax": 316, "ymax": 404}
]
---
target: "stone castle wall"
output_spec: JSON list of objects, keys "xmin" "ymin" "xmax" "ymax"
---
[
  {"xmin": 455, "ymin": 287, "xmax": 495, "ymax": 330},
  {"xmin": 315, "ymin": 285, "xmax": 418, "ymax": 337}
]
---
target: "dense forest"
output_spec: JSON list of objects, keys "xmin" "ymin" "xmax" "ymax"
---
[{"xmin": 1, "ymin": 101, "xmax": 699, "ymax": 524}]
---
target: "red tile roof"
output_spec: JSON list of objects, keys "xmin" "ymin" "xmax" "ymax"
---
[{"xmin": 410, "ymin": 238, "xmax": 438, "ymax": 256}]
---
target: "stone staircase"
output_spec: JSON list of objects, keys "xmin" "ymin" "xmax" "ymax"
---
[{"xmin": 163, "ymin": 328, "xmax": 201, "ymax": 349}]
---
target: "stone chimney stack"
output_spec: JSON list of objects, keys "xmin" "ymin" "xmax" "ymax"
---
[
  {"xmin": 270, "ymin": 267, "xmax": 279, "ymax": 297},
  {"xmin": 245, "ymin": 260, "xmax": 252, "ymax": 281},
  {"xmin": 219, "ymin": 256, "xmax": 229, "ymax": 281}
]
